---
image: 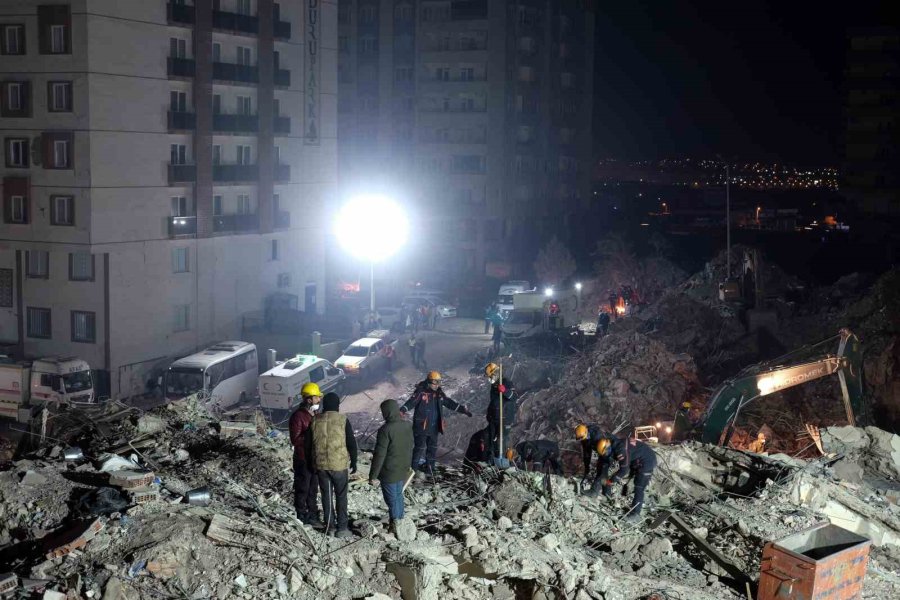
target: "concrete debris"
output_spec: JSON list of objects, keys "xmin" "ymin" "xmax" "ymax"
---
[
  {"xmin": 135, "ymin": 415, "xmax": 166, "ymax": 435},
  {"xmin": 19, "ymin": 470, "xmax": 48, "ymax": 486}
]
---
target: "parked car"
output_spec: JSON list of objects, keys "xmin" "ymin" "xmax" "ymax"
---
[
  {"xmin": 334, "ymin": 336, "xmax": 397, "ymax": 381},
  {"xmin": 401, "ymin": 295, "xmax": 457, "ymax": 319}
]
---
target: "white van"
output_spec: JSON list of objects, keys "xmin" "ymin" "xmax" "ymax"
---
[
  {"xmin": 497, "ymin": 280, "xmax": 532, "ymax": 317},
  {"xmin": 258, "ymin": 355, "xmax": 345, "ymax": 411},
  {"xmin": 165, "ymin": 341, "xmax": 258, "ymax": 408}
]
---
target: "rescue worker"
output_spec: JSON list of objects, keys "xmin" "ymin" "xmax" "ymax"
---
[
  {"xmin": 485, "ymin": 362, "xmax": 517, "ymax": 459},
  {"xmin": 491, "ymin": 318, "xmax": 503, "ymax": 355},
  {"xmin": 672, "ymin": 401, "xmax": 693, "ymax": 442},
  {"xmin": 369, "ymin": 399, "xmax": 414, "ymax": 532},
  {"xmin": 576, "ymin": 423, "xmax": 610, "ymax": 481},
  {"xmin": 597, "ymin": 310, "xmax": 610, "ymax": 336},
  {"xmin": 399, "ymin": 371, "xmax": 473, "ymax": 478},
  {"xmin": 289, "ymin": 382, "xmax": 322, "ymax": 525},
  {"xmin": 483, "ymin": 304, "xmax": 494, "ymax": 334},
  {"xmin": 383, "ymin": 342, "xmax": 395, "ymax": 373},
  {"xmin": 512, "ymin": 439, "xmax": 563, "ymax": 474},
  {"xmin": 407, "ymin": 334, "xmax": 418, "ymax": 368},
  {"xmin": 607, "ymin": 289, "xmax": 618, "ymax": 318},
  {"xmin": 416, "ymin": 336, "xmax": 428, "ymax": 370},
  {"xmin": 589, "ymin": 434, "xmax": 658, "ymax": 523},
  {"xmin": 308, "ymin": 392, "xmax": 358, "ymax": 537},
  {"xmin": 747, "ymin": 431, "xmax": 768, "ymax": 454},
  {"xmin": 464, "ymin": 427, "xmax": 492, "ymax": 470}
]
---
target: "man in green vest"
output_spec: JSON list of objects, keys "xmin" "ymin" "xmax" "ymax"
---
[{"xmin": 309, "ymin": 392, "xmax": 358, "ymax": 538}]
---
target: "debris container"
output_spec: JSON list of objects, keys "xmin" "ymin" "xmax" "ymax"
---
[{"xmin": 757, "ymin": 522, "xmax": 870, "ymax": 600}]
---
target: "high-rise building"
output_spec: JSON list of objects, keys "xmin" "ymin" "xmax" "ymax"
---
[
  {"xmin": 843, "ymin": 27, "xmax": 900, "ymax": 215},
  {"xmin": 337, "ymin": 0, "xmax": 594, "ymax": 285},
  {"xmin": 0, "ymin": 0, "xmax": 336, "ymax": 398}
]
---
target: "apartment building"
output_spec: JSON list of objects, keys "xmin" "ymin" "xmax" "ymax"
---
[
  {"xmin": 0, "ymin": 0, "xmax": 337, "ymax": 398},
  {"xmin": 337, "ymin": 0, "xmax": 594, "ymax": 286},
  {"xmin": 842, "ymin": 27, "xmax": 900, "ymax": 215}
]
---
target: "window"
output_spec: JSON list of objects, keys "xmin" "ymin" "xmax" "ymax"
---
[
  {"xmin": 460, "ymin": 67, "xmax": 474, "ymax": 81},
  {"xmin": 338, "ymin": 5, "xmax": 352, "ymax": 24},
  {"xmin": 48, "ymin": 81, "xmax": 72, "ymax": 112},
  {"xmin": 213, "ymin": 195, "xmax": 223, "ymax": 215},
  {"xmin": 5, "ymin": 138, "xmax": 28, "ymax": 168},
  {"xmin": 212, "ymin": 42, "xmax": 221, "ymax": 62},
  {"xmin": 69, "ymin": 252, "xmax": 94, "ymax": 281},
  {"xmin": 360, "ymin": 37, "xmax": 377, "ymax": 53},
  {"xmin": 395, "ymin": 4, "xmax": 413, "ymax": 21},
  {"xmin": 309, "ymin": 365, "xmax": 325, "ymax": 383},
  {"xmin": 52, "ymin": 139, "xmax": 70, "ymax": 168},
  {"xmin": 212, "ymin": 94, "xmax": 222, "ymax": 113},
  {"xmin": 237, "ymin": 194, "xmax": 251, "ymax": 214},
  {"xmin": 395, "ymin": 67, "xmax": 412, "ymax": 82},
  {"xmin": 236, "ymin": 0, "xmax": 252, "ymax": 16},
  {"xmin": 0, "ymin": 269, "xmax": 12, "ymax": 308},
  {"xmin": 212, "ymin": 145, "xmax": 222, "ymax": 164},
  {"xmin": 51, "ymin": 195, "xmax": 74, "ymax": 225},
  {"xmin": 237, "ymin": 96, "xmax": 252, "ymax": 115},
  {"xmin": 1, "ymin": 24, "xmax": 25, "ymax": 55},
  {"xmin": 172, "ymin": 247, "xmax": 189, "ymax": 273},
  {"xmin": 338, "ymin": 35, "xmax": 349, "ymax": 52},
  {"xmin": 170, "ymin": 38, "xmax": 187, "ymax": 58},
  {"xmin": 27, "ymin": 307, "xmax": 51, "ymax": 339},
  {"xmin": 1, "ymin": 81, "xmax": 30, "ymax": 117},
  {"xmin": 5, "ymin": 195, "xmax": 26, "ymax": 224},
  {"xmin": 360, "ymin": 5, "xmax": 377, "ymax": 23},
  {"xmin": 237, "ymin": 46, "xmax": 252, "ymax": 66},
  {"xmin": 435, "ymin": 67, "xmax": 450, "ymax": 81},
  {"xmin": 272, "ymin": 98, "xmax": 280, "ymax": 116},
  {"xmin": 173, "ymin": 304, "xmax": 190, "ymax": 332},
  {"xmin": 170, "ymin": 144, "xmax": 187, "ymax": 165},
  {"xmin": 273, "ymin": 146, "xmax": 280, "ymax": 164},
  {"xmin": 50, "ymin": 25, "xmax": 66, "ymax": 53},
  {"xmin": 237, "ymin": 145, "xmax": 251, "ymax": 165},
  {"xmin": 170, "ymin": 90, "xmax": 187, "ymax": 112},
  {"xmin": 171, "ymin": 195, "xmax": 194, "ymax": 217},
  {"xmin": 271, "ymin": 239, "xmax": 279, "ymax": 260},
  {"xmin": 71, "ymin": 311, "xmax": 96, "ymax": 343},
  {"xmin": 277, "ymin": 272, "xmax": 291, "ymax": 288},
  {"xmin": 26, "ymin": 250, "xmax": 49, "ymax": 279}
]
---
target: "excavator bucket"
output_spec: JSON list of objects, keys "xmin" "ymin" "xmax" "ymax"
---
[
  {"xmin": 699, "ymin": 381, "xmax": 755, "ymax": 445},
  {"xmin": 838, "ymin": 332, "xmax": 865, "ymax": 425}
]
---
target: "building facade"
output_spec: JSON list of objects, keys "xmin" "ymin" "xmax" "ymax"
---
[
  {"xmin": 0, "ymin": 0, "xmax": 337, "ymax": 398},
  {"xmin": 843, "ymin": 27, "xmax": 900, "ymax": 215},
  {"xmin": 336, "ymin": 0, "xmax": 594, "ymax": 286}
]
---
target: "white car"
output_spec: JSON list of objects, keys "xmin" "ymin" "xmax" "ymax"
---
[
  {"xmin": 334, "ymin": 337, "xmax": 395, "ymax": 380},
  {"xmin": 402, "ymin": 295, "xmax": 457, "ymax": 319}
]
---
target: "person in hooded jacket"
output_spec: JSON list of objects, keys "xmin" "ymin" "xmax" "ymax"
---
[
  {"xmin": 308, "ymin": 392, "xmax": 358, "ymax": 537},
  {"xmin": 399, "ymin": 371, "xmax": 473, "ymax": 477},
  {"xmin": 484, "ymin": 362, "xmax": 517, "ymax": 459},
  {"xmin": 369, "ymin": 399, "xmax": 414, "ymax": 527}
]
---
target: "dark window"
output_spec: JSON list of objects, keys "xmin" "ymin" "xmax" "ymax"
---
[
  {"xmin": 271, "ymin": 239, "xmax": 279, "ymax": 260},
  {"xmin": 38, "ymin": 5, "xmax": 72, "ymax": 55},
  {"xmin": 4, "ymin": 137, "xmax": 29, "ymax": 168},
  {"xmin": 26, "ymin": 250, "xmax": 49, "ymax": 279},
  {"xmin": 68, "ymin": 252, "xmax": 94, "ymax": 281},
  {"xmin": 27, "ymin": 307, "xmax": 51, "ymax": 338},
  {"xmin": 2, "ymin": 177, "xmax": 29, "ymax": 223},
  {"xmin": 41, "ymin": 132, "xmax": 74, "ymax": 169},
  {"xmin": 48, "ymin": 81, "xmax": 72, "ymax": 112},
  {"xmin": 1, "ymin": 81, "xmax": 31, "ymax": 117},
  {"xmin": 0, "ymin": 268, "xmax": 12, "ymax": 307},
  {"xmin": 50, "ymin": 194, "xmax": 74, "ymax": 225},
  {"xmin": 309, "ymin": 366, "xmax": 325, "ymax": 383},
  {"xmin": 1, "ymin": 24, "xmax": 26, "ymax": 55},
  {"xmin": 71, "ymin": 310, "xmax": 96, "ymax": 343}
]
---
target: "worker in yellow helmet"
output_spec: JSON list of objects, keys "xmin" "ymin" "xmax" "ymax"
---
[
  {"xmin": 289, "ymin": 382, "xmax": 324, "ymax": 525},
  {"xmin": 672, "ymin": 400, "xmax": 694, "ymax": 442},
  {"xmin": 400, "ymin": 371, "xmax": 473, "ymax": 478},
  {"xmin": 587, "ymin": 432, "xmax": 658, "ymax": 523},
  {"xmin": 575, "ymin": 423, "xmax": 611, "ymax": 488},
  {"xmin": 484, "ymin": 362, "xmax": 517, "ymax": 459}
]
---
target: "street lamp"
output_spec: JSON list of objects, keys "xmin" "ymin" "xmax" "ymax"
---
[
  {"xmin": 574, "ymin": 282, "xmax": 582, "ymax": 310},
  {"xmin": 335, "ymin": 194, "xmax": 409, "ymax": 311},
  {"xmin": 544, "ymin": 287, "xmax": 554, "ymax": 297}
]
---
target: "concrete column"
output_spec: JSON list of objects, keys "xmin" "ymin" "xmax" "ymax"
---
[{"xmin": 194, "ymin": 0, "xmax": 214, "ymax": 238}]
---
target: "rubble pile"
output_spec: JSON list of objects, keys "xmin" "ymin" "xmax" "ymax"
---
[{"xmin": 3, "ymin": 402, "xmax": 900, "ymax": 599}]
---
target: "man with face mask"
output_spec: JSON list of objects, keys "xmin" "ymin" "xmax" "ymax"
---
[
  {"xmin": 289, "ymin": 382, "xmax": 322, "ymax": 525},
  {"xmin": 484, "ymin": 362, "xmax": 517, "ymax": 460}
]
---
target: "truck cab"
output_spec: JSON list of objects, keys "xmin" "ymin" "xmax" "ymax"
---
[
  {"xmin": 496, "ymin": 280, "xmax": 532, "ymax": 318},
  {"xmin": 31, "ymin": 357, "xmax": 95, "ymax": 406}
]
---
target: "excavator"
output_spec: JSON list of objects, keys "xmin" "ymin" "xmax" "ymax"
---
[{"xmin": 684, "ymin": 328, "xmax": 865, "ymax": 446}]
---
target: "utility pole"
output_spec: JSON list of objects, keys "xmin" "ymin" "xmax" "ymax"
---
[{"xmin": 726, "ymin": 162, "xmax": 731, "ymax": 279}]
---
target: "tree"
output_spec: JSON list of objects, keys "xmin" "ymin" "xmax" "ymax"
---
[{"xmin": 533, "ymin": 236, "xmax": 576, "ymax": 286}]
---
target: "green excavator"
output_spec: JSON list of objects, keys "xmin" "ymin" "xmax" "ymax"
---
[{"xmin": 686, "ymin": 328, "xmax": 865, "ymax": 445}]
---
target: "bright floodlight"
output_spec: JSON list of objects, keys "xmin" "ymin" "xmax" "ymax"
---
[
  {"xmin": 575, "ymin": 282, "xmax": 583, "ymax": 291},
  {"xmin": 544, "ymin": 287, "xmax": 554, "ymax": 297},
  {"xmin": 335, "ymin": 195, "xmax": 408, "ymax": 262}
]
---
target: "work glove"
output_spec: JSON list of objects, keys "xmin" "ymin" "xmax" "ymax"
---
[
  {"xmin": 580, "ymin": 478, "xmax": 590, "ymax": 489},
  {"xmin": 497, "ymin": 384, "xmax": 507, "ymax": 394}
]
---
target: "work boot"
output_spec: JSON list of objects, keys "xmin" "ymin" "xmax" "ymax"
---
[
  {"xmin": 305, "ymin": 514, "xmax": 324, "ymax": 528},
  {"xmin": 335, "ymin": 529, "xmax": 353, "ymax": 539}
]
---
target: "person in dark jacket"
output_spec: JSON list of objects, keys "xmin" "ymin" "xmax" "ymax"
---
[
  {"xmin": 483, "ymin": 304, "xmax": 494, "ymax": 334},
  {"xmin": 589, "ymin": 435, "xmax": 657, "ymax": 523},
  {"xmin": 369, "ymin": 399, "xmax": 414, "ymax": 526},
  {"xmin": 575, "ymin": 423, "xmax": 611, "ymax": 484},
  {"xmin": 399, "ymin": 371, "xmax": 473, "ymax": 477},
  {"xmin": 484, "ymin": 362, "xmax": 517, "ymax": 459},
  {"xmin": 289, "ymin": 382, "xmax": 322, "ymax": 525},
  {"xmin": 513, "ymin": 439, "xmax": 563, "ymax": 474},
  {"xmin": 308, "ymin": 392, "xmax": 358, "ymax": 537},
  {"xmin": 596, "ymin": 310, "xmax": 610, "ymax": 336},
  {"xmin": 672, "ymin": 401, "xmax": 693, "ymax": 442},
  {"xmin": 464, "ymin": 427, "xmax": 491, "ymax": 469},
  {"xmin": 491, "ymin": 321, "xmax": 503, "ymax": 355}
]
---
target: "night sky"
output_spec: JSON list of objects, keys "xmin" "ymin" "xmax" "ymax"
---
[{"xmin": 592, "ymin": 0, "xmax": 892, "ymax": 165}]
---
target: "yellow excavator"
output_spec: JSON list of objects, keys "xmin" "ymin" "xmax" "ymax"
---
[{"xmin": 676, "ymin": 329, "xmax": 865, "ymax": 445}]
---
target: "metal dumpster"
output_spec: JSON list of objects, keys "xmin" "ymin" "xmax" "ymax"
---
[{"xmin": 758, "ymin": 523, "xmax": 870, "ymax": 600}]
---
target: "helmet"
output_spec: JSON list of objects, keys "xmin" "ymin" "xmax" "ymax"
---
[
  {"xmin": 427, "ymin": 371, "xmax": 442, "ymax": 382},
  {"xmin": 681, "ymin": 401, "xmax": 692, "ymax": 409},
  {"xmin": 301, "ymin": 382, "xmax": 322, "ymax": 398},
  {"xmin": 484, "ymin": 362, "xmax": 499, "ymax": 379},
  {"xmin": 596, "ymin": 438, "xmax": 612, "ymax": 456},
  {"xmin": 574, "ymin": 424, "xmax": 589, "ymax": 441}
]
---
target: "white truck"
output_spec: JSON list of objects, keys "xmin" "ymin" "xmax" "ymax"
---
[
  {"xmin": 258, "ymin": 354, "xmax": 345, "ymax": 413},
  {"xmin": 496, "ymin": 280, "xmax": 532, "ymax": 318},
  {"xmin": 500, "ymin": 291, "xmax": 548, "ymax": 339},
  {"xmin": 0, "ymin": 356, "xmax": 96, "ymax": 421}
]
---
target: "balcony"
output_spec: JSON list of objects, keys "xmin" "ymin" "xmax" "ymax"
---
[
  {"xmin": 168, "ymin": 111, "xmax": 196, "ymax": 131},
  {"xmin": 213, "ymin": 9, "xmax": 259, "ymax": 35},
  {"xmin": 213, "ymin": 213, "xmax": 259, "ymax": 233},
  {"xmin": 274, "ymin": 164, "xmax": 290, "ymax": 182},
  {"xmin": 274, "ymin": 210, "xmax": 291, "ymax": 229},
  {"xmin": 274, "ymin": 19, "xmax": 291, "ymax": 40},
  {"xmin": 167, "ymin": 2, "xmax": 194, "ymax": 26},
  {"xmin": 213, "ymin": 62, "xmax": 258, "ymax": 84},
  {"xmin": 213, "ymin": 113, "xmax": 258, "ymax": 133},
  {"xmin": 168, "ymin": 164, "xmax": 197, "ymax": 183},
  {"xmin": 213, "ymin": 164, "xmax": 259, "ymax": 183},
  {"xmin": 274, "ymin": 115, "xmax": 291, "ymax": 134},
  {"xmin": 167, "ymin": 57, "xmax": 195, "ymax": 79},
  {"xmin": 275, "ymin": 68, "xmax": 291, "ymax": 87},
  {"xmin": 168, "ymin": 215, "xmax": 197, "ymax": 237}
]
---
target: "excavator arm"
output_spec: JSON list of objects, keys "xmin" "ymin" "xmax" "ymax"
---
[{"xmin": 699, "ymin": 329, "xmax": 864, "ymax": 445}]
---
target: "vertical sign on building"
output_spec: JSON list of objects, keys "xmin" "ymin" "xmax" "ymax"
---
[{"xmin": 304, "ymin": 0, "xmax": 320, "ymax": 144}]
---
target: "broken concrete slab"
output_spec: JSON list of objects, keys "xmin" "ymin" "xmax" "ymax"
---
[
  {"xmin": 19, "ymin": 470, "xmax": 48, "ymax": 486},
  {"xmin": 639, "ymin": 537, "xmax": 673, "ymax": 561},
  {"xmin": 821, "ymin": 426, "xmax": 870, "ymax": 453},
  {"xmin": 136, "ymin": 415, "xmax": 167, "ymax": 435}
]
